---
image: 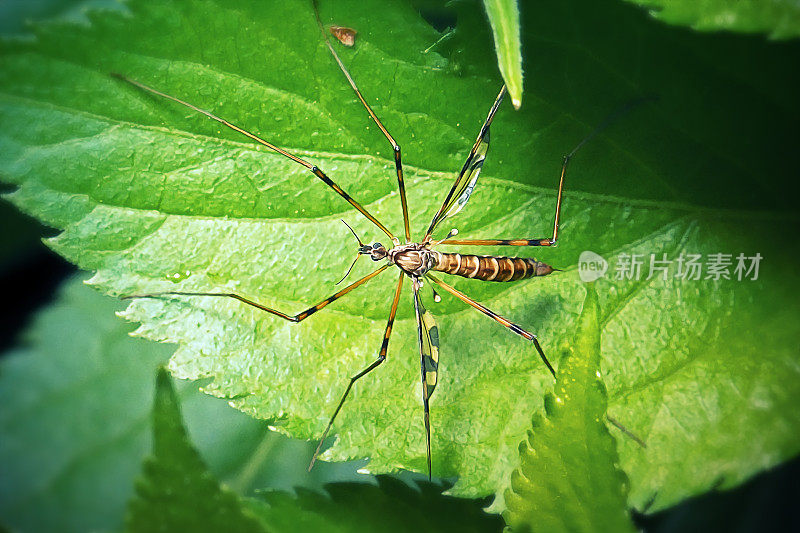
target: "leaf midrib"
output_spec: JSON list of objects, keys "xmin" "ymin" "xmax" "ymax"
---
[{"xmin": 6, "ymin": 90, "xmax": 794, "ymax": 226}]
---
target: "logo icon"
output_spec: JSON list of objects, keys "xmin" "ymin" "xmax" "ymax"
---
[{"xmin": 578, "ymin": 250, "xmax": 607, "ymax": 282}]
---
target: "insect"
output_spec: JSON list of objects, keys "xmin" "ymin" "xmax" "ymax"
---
[
  {"xmin": 329, "ymin": 25, "xmax": 357, "ymax": 47},
  {"xmin": 115, "ymin": 2, "xmax": 576, "ymax": 480}
]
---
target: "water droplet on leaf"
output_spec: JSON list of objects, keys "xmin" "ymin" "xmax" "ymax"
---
[{"xmin": 166, "ymin": 270, "xmax": 191, "ymax": 283}]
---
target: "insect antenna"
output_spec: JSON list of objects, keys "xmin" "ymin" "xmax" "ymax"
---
[
  {"xmin": 336, "ymin": 254, "xmax": 362, "ymax": 286},
  {"xmin": 336, "ymin": 219, "xmax": 368, "ymax": 285},
  {"xmin": 341, "ymin": 219, "xmax": 365, "ymax": 246}
]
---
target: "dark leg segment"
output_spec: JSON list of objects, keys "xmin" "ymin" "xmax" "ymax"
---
[
  {"xmin": 426, "ymin": 274, "xmax": 555, "ymax": 377},
  {"xmin": 308, "ymin": 271, "xmax": 405, "ymax": 470},
  {"xmin": 111, "ymin": 73, "xmax": 396, "ymax": 242},
  {"xmin": 312, "ymin": 0, "xmax": 411, "ymax": 243},
  {"xmin": 606, "ymin": 415, "xmax": 647, "ymax": 448},
  {"xmin": 122, "ymin": 264, "xmax": 390, "ymax": 323}
]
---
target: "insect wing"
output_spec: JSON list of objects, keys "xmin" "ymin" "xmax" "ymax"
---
[
  {"xmin": 413, "ymin": 285, "xmax": 440, "ymax": 400},
  {"xmin": 425, "ymin": 85, "xmax": 507, "ymax": 241},
  {"xmin": 441, "ymin": 128, "xmax": 490, "ymax": 222}
]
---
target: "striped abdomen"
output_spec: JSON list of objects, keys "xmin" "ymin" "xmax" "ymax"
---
[{"xmin": 430, "ymin": 251, "xmax": 554, "ymax": 282}]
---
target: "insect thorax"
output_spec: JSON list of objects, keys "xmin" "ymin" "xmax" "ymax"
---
[{"xmin": 388, "ymin": 243, "xmax": 436, "ymax": 276}]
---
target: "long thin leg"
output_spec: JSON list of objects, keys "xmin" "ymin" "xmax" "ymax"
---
[
  {"xmin": 440, "ymin": 96, "xmax": 655, "ymax": 248},
  {"xmin": 440, "ymin": 152, "xmax": 568, "ymax": 247},
  {"xmin": 426, "ymin": 274, "xmax": 555, "ymax": 377},
  {"xmin": 110, "ymin": 73, "xmax": 397, "ymax": 243},
  {"xmin": 440, "ymin": 238, "xmax": 553, "ymax": 246},
  {"xmin": 312, "ymin": 0, "xmax": 411, "ymax": 243},
  {"xmin": 308, "ymin": 271, "xmax": 405, "ymax": 470},
  {"xmin": 122, "ymin": 264, "xmax": 390, "ymax": 322},
  {"xmin": 606, "ymin": 415, "xmax": 647, "ymax": 448}
]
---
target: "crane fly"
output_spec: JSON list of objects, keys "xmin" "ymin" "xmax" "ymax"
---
[{"xmin": 115, "ymin": 2, "xmax": 581, "ymax": 480}]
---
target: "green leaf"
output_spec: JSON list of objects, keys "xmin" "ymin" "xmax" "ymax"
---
[
  {"xmin": 130, "ymin": 368, "xmax": 503, "ymax": 533},
  {"xmin": 126, "ymin": 368, "xmax": 264, "ymax": 532},
  {"xmin": 1, "ymin": 0, "xmax": 799, "ymax": 516},
  {"xmin": 482, "ymin": 0, "xmax": 523, "ymax": 108},
  {"xmin": 0, "ymin": 276, "xmax": 173, "ymax": 533},
  {"xmin": 248, "ymin": 477, "xmax": 503, "ymax": 532},
  {"xmin": 0, "ymin": 275, "xmax": 359, "ymax": 533},
  {"xmin": 504, "ymin": 286, "xmax": 634, "ymax": 532},
  {"xmin": 623, "ymin": 0, "xmax": 800, "ymax": 40}
]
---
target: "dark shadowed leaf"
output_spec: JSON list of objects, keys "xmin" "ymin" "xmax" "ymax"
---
[
  {"xmin": 0, "ymin": 276, "xmax": 359, "ymax": 533},
  {"xmin": 128, "ymin": 368, "xmax": 503, "ymax": 533},
  {"xmin": 623, "ymin": 0, "xmax": 800, "ymax": 39}
]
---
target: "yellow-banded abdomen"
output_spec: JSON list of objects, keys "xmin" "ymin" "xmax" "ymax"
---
[{"xmin": 430, "ymin": 251, "xmax": 554, "ymax": 282}]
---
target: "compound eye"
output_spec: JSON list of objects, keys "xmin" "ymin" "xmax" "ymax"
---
[{"xmin": 372, "ymin": 242, "xmax": 382, "ymax": 250}]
